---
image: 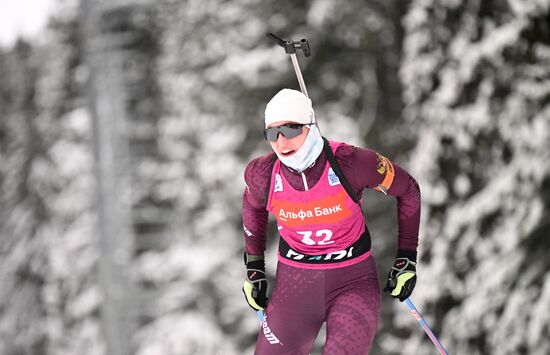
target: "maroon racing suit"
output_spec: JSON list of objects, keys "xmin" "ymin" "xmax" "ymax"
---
[{"xmin": 242, "ymin": 140, "xmax": 421, "ymax": 354}]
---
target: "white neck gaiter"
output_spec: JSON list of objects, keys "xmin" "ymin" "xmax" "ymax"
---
[{"xmin": 275, "ymin": 125, "xmax": 324, "ymax": 172}]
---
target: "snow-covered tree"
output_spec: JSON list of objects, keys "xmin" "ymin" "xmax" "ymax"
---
[
  {"xmin": 0, "ymin": 9, "xmax": 105, "ymax": 355},
  {"xmin": 387, "ymin": 1, "xmax": 550, "ymax": 354}
]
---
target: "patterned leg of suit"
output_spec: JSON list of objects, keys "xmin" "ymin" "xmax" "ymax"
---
[{"xmin": 254, "ymin": 256, "xmax": 381, "ymax": 355}]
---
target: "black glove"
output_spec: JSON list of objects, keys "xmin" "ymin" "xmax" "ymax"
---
[
  {"xmin": 242, "ymin": 253, "xmax": 268, "ymax": 311},
  {"xmin": 384, "ymin": 257, "xmax": 417, "ymax": 302}
]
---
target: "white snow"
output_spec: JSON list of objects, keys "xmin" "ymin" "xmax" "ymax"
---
[{"xmin": 0, "ymin": 0, "xmax": 57, "ymax": 47}]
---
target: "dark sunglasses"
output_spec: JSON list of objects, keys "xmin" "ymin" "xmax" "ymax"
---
[{"xmin": 264, "ymin": 123, "xmax": 316, "ymax": 142}]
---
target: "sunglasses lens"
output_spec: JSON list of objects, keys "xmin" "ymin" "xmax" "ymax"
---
[
  {"xmin": 264, "ymin": 124, "xmax": 304, "ymax": 142},
  {"xmin": 264, "ymin": 128, "xmax": 278, "ymax": 142},
  {"xmin": 281, "ymin": 125, "xmax": 303, "ymax": 139}
]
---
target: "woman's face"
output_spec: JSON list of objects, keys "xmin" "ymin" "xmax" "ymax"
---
[{"xmin": 268, "ymin": 121, "xmax": 310, "ymax": 157}]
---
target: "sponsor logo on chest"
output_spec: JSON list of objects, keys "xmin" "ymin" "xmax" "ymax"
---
[{"xmin": 271, "ymin": 190, "xmax": 351, "ymax": 227}]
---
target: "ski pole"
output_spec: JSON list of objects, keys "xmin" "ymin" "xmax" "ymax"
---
[
  {"xmin": 266, "ymin": 32, "xmax": 311, "ymax": 98},
  {"xmin": 266, "ymin": 32, "xmax": 322, "ymax": 133},
  {"xmin": 404, "ymin": 298, "xmax": 448, "ymax": 355}
]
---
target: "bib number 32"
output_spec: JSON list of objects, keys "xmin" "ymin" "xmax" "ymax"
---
[{"xmin": 298, "ymin": 229, "xmax": 334, "ymax": 246}]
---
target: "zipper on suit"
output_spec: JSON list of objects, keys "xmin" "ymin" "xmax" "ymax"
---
[{"xmin": 301, "ymin": 172, "xmax": 309, "ymax": 191}]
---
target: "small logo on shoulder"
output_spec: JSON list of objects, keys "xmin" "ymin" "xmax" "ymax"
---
[
  {"xmin": 376, "ymin": 153, "xmax": 388, "ymax": 175},
  {"xmin": 328, "ymin": 168, "xmax": 340, "ymax": 186},
  {"xmin": 274, "ymin": 174, "xmax": 283, "ymax": 192}
]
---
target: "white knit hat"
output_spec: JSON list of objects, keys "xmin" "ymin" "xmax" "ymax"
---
[{"xmin": 264, "ymin": 89, "xmax": 315, "ymax": 128}]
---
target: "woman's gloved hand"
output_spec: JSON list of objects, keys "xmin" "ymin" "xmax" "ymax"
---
[
  {"xmin": 384, "ymin": 257, "xmax": 417, "ymax": 302},
  {"xmin": 242, "ymin": 253, "xmax": 268, "ymax": 311}
]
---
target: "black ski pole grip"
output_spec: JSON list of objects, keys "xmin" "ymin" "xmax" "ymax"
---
[
  {"xmin": 267, "ymin": 32, "xmax": 311, "ymax": 56},
  {"xmin": 267, "ymin": 32, "xmax": 296, "ymax": 54}
]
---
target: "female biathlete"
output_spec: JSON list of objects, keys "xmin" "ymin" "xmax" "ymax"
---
[{"xmin": 242, "ymin": 89, "xmax": 421, "ymax": 354}]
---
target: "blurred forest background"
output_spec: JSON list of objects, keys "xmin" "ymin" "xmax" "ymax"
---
[{"xmin": 1, "ymin": 0, "xmax": 549, "ymax": 354}]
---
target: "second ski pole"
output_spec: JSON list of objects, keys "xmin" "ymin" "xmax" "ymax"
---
[{"xmin": 404, "ymin": 298, "xmax": 448, "ymax": 354}]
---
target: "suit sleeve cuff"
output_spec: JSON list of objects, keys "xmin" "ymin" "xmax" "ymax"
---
[{"xmin": 397, "ymin": 249, "xmax": 417, "ymax": 262}]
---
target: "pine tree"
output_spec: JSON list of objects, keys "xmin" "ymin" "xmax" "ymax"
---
[
  {"xmin": 0, "ymin": 38, "xmax": 51, "ymax": 355},
  {"xmin": 393, "ymin": 1, "xmax": 550, "ymax": 354},
  {"xmin": 0, "ymin": 12, "xmax": 105, "ymax": 355}
]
